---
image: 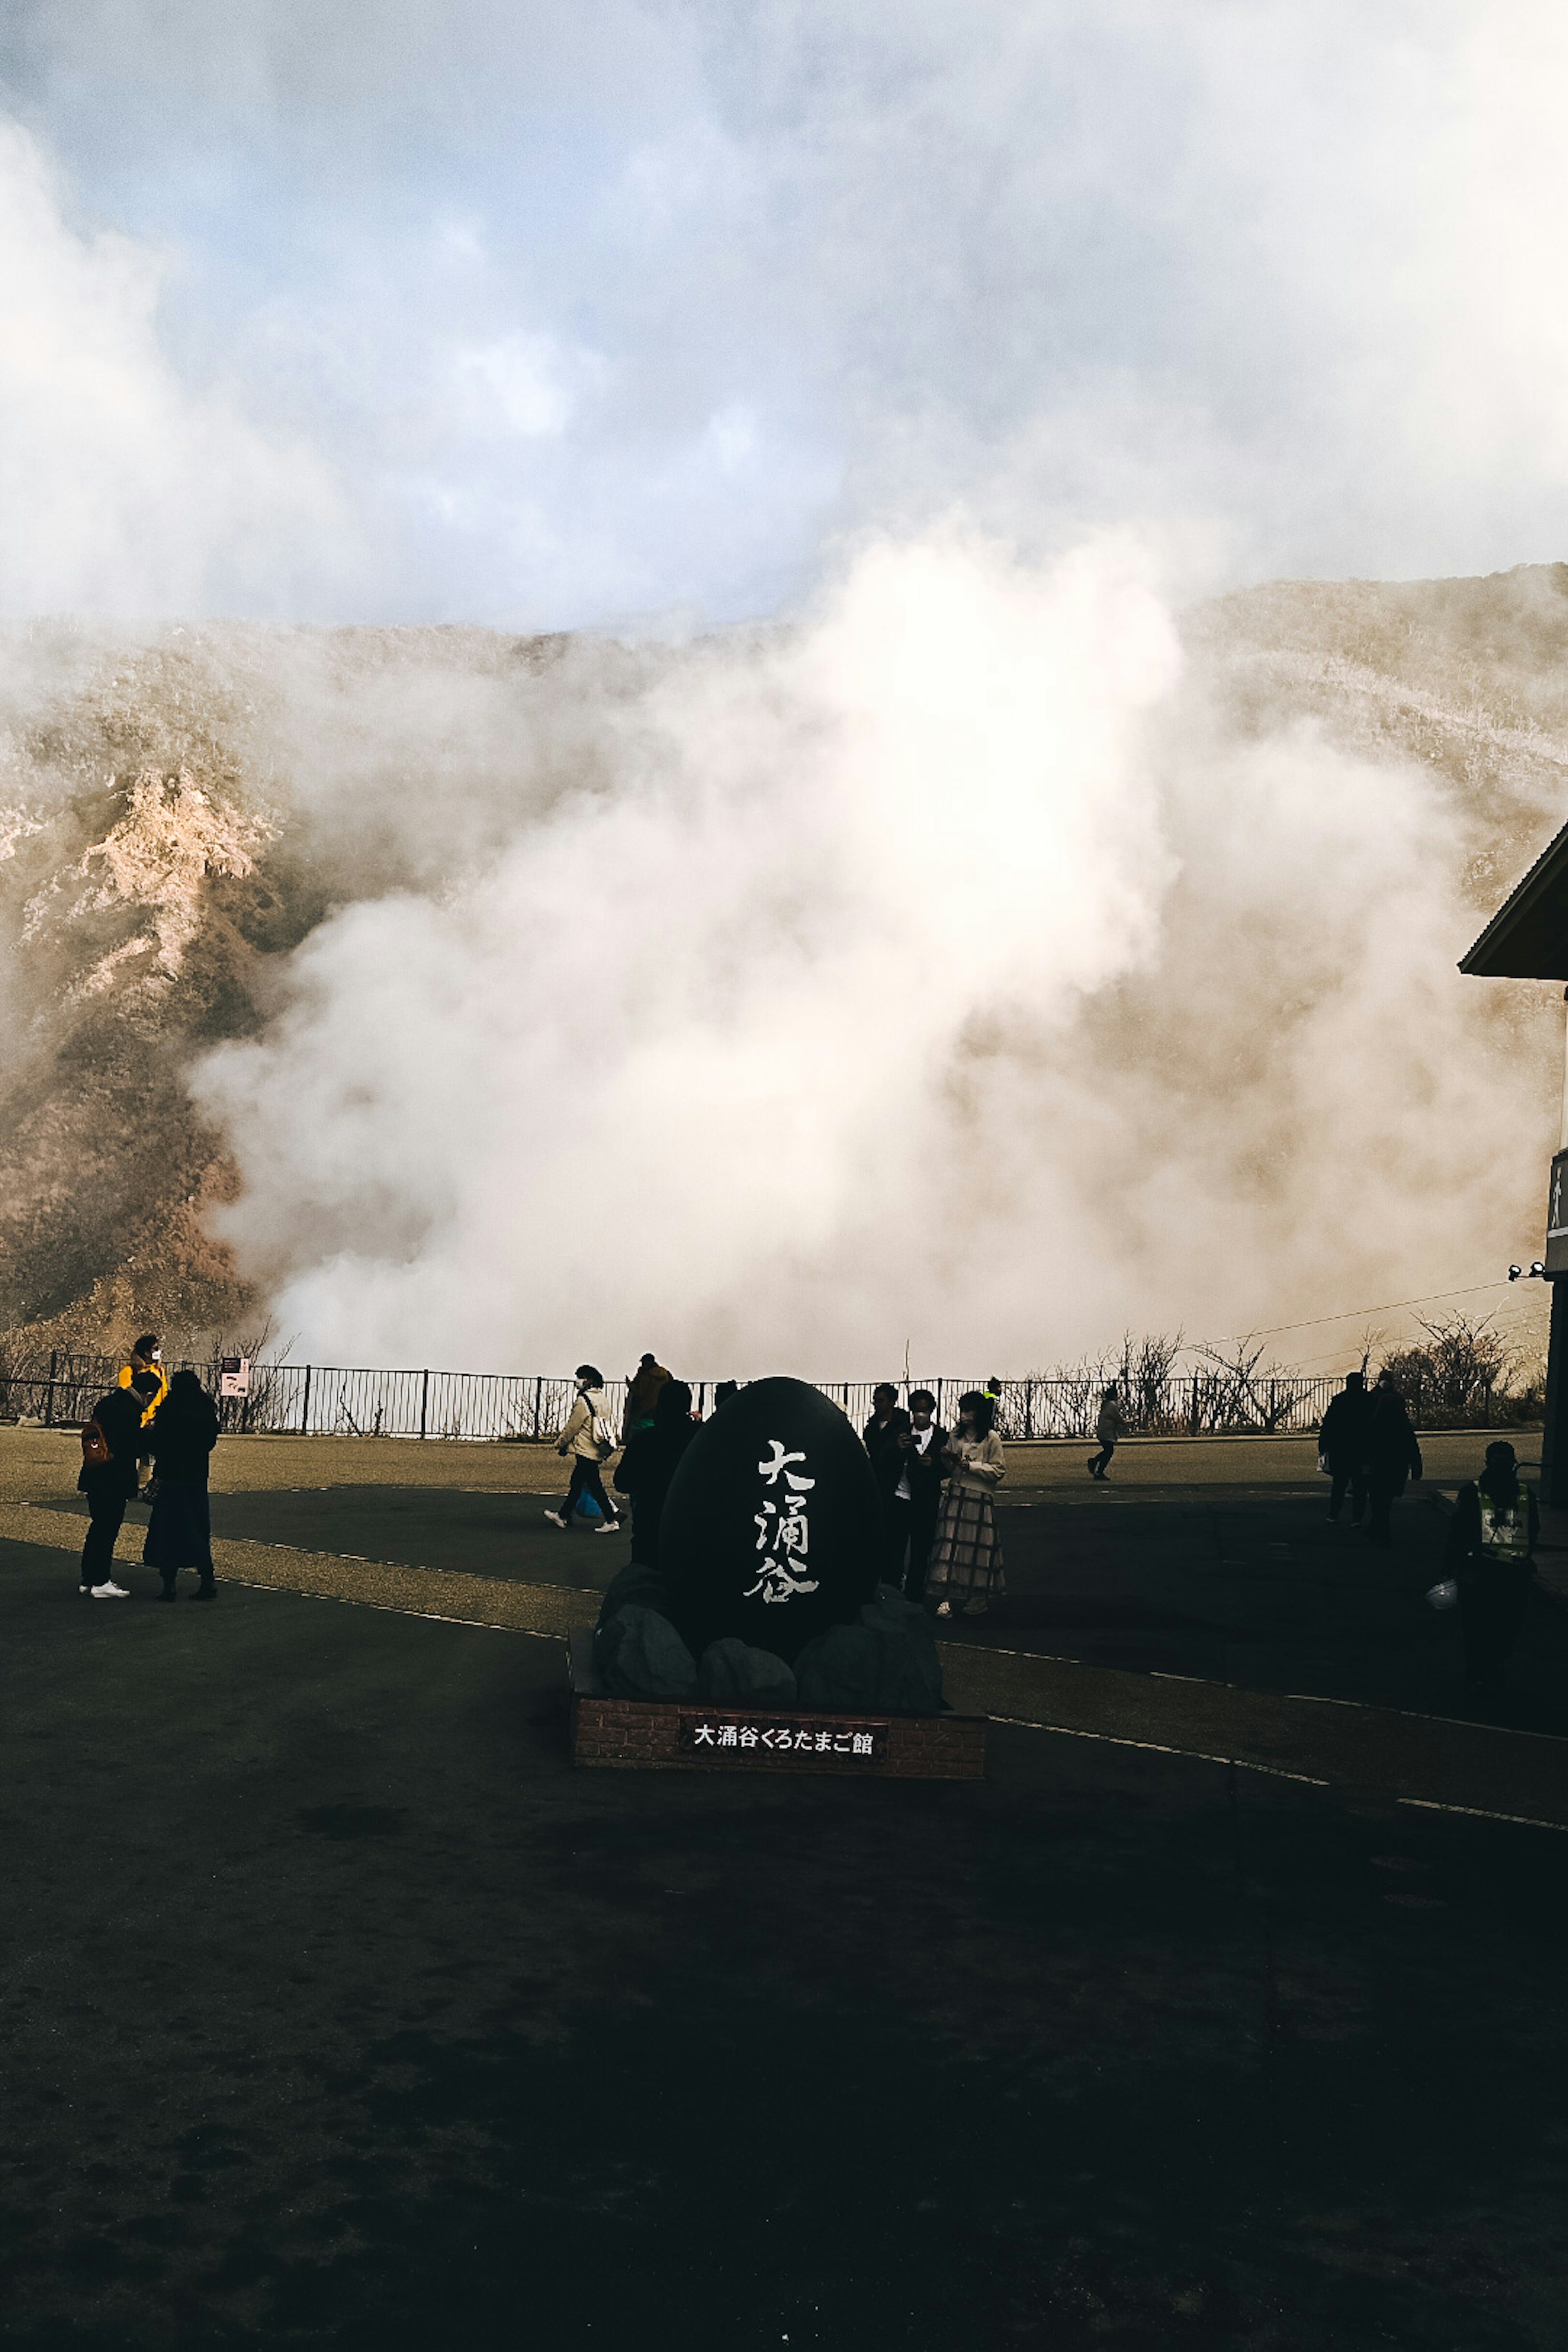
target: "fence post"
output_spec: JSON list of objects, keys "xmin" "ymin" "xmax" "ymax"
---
[
  {"xmin": 44, "ymin": 1348, "xmax": 57, "ymax": 1428},
  {"xmin": 419, "ymin": 1369, "xmax": 430, "ymax": 1441},
  {"xmin": 533, "ymin": 1375, "xmax": 542, "ymax": 1439},
  {"xmin": 1025, "ymin": 1379, "xmax": 1033, "ymax": 1439},
  {"xmin": 300, "ymin": 1365, "xmax": 312, "ymax": 1437},
  {"xmin": 1189, "ymin": 1372, "xmax": 1200, "ymax": 1437}
]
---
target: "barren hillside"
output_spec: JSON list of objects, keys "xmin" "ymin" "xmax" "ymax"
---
[{"xmin": 2, "ymin": 565, "xmax": 1564, "ymax": 1362}]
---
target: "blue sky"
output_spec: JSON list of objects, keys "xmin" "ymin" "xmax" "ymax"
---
[{"xmin": 3, "ymin": 1, "xmax": 1566, "ymax": 625}]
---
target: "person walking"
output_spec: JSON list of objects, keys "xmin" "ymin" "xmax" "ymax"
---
[
  {"xmin": 898, "ymin": 1388, "xmax": 949, "ymax": 1604},
  {"xmin": 1087, "ymin": 1385, "xmax": 1129, "ymax": 1481},
  {"xmin": 927, "ymin": 1389, "xmax": 1007, "ymax": 1619},
  {"xmin": 1446, "ymin": 1440, "xmax": 1539, "ymax": 1701},
  {"xmin": 545, "ymin": 1365, "xmax": 621, "ymax": 1533},
  {"xmin": 613, "ymin": 1379, "xmax": 697, "ymax": 1564},
  {"xmin": 621, "ymin": 1353, "xmax": 670, "ymax": 1441},
  {"xmin": 143, "ymin": 1370, "xmax": 221, "ymax": 1601},
  {"xmin": 1364, "ymin": 1371, "xmax": 1422, "ymax": 1548},
  {"xmin": 1319, "ymin": 1370, "xmax": 1373, "ymax": 1523},
  {"xmin": 76, "ymin": 1382, "xmax": 145, "ymax": 1598},
  {"xmin": 862, "ymin": 1383, "xmax": 913, "ymax": 1585}
]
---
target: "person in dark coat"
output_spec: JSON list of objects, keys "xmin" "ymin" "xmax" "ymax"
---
[
  {"xmin": 1446, "ymin": 1440, "xmax": 1538, "ymax": 1699},
  {"xmin": 612, "ymin": 1379, "xmax": 696, "ymax": 1564},
  {"xmin": 1319, "ymin": 1370, "xmax": 1373, "ymax": 1523},
  {"xmin": 77, "ymin": 1385, "xmax": 145, "ymax": 1597},
  {"xmin": 143, "ymin": 1370, "xmax": 221, "ymax": 1600},
  {"xmin": 621, "ymin": 1352, "xmax": 670, "ymax": 1440},
  {"xmin": 1363, "ymin": 1372, "xmax": 1422, "ymax": 1548},
  {"xmin": 862, "ymin": 1383, "xmax": 913, "ymax": 1584},
  {"xmin": 897, "ymin": 1387, "xmax": 949, "ymax": 1603}
]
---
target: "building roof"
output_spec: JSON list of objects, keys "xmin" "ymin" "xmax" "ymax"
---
[{"xmin": 1461, "ymin": 815, "xmax": 1568, "ymax": 978}]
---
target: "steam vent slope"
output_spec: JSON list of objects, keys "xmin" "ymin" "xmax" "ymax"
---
[{"xmin": 2, "ymin": 566, "xmax": 1568, "ymax": 1353}]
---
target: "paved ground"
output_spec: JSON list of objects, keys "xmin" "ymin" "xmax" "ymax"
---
[
  {"xmin": 6, "ymin": 1426, "xmax": 1568, "ymax": 2348},
  {"xmin": 4, "ymin": 1527, "xmax": 1568, "ymax": 2352},
  {"xmin": 33, "ymin": 1472, "xmax": 1568, "ymax": 1726}
]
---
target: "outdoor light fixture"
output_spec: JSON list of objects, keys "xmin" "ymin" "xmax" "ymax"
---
[{"xmin": 1508, "ymin": 1262, "xmax": 1548, "ymax": 1281}]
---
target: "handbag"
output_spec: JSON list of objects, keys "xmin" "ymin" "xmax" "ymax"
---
[{"xmin": 80, "ymin": 1419, "xmax": 110, "ymax": 1468}]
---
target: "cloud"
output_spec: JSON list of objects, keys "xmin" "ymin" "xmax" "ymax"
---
[
  {"xmin": 0, "ymin": 121, "xmax": 357, "ymax": 618},
  {"xmin": 7, "ymin": 3, "xmax": 1568, "ymax": 621}
]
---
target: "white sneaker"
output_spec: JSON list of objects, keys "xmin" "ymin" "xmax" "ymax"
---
[
  {"xmin": 594, "ymin": 1519, "xmax": 621, "ymax": 1535},
  {"xmin": 935, "ymin": 1600, "xmax": 952, "ymax": 1617},
  {"xmin": 89, "ymin": 1582, "xmax": 129, "ymax": 1600},
  {"xmin": 543, "ymin": 1510, "xmax": 570, "ymax": 1530}
]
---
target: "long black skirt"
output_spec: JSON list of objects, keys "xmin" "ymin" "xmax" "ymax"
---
[{"xmin": 143, "ymin": 1480, "xmax": 213, "ymax": 1572}]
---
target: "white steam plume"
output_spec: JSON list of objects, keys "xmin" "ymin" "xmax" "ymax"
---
[{"xmin": 192, "ymin": 531, "xmax": 1559, "ymax": 1375}]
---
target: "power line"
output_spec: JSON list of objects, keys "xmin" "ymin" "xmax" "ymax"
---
[{"xmin": 1211, "ymin": 1278, "xmax": 1523, "ymax": 1348}]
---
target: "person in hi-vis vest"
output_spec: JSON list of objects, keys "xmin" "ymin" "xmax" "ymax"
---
[{"xmin": 1446, "ymin": 1439, "xmax": 1539, "ymax": 1698}]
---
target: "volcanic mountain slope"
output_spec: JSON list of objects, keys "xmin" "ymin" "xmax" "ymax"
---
[
  {"xmin": 0, "ymin": 621, "xmax": 609, "ymax": 1352},
  {"xmin": 0, "ymin": 566, "xmax": 1566, "ymax": 1361},
  {"xmin": 1186, "ymin": 565, "xmax": 1568, "ymax": 915}
]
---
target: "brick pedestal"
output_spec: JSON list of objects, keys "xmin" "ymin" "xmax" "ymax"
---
[{"xmin": 568, "ymin": 1633, "xmax": 985, "ymax": 1780}]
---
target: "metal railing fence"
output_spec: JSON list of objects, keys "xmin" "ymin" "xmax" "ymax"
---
[{"xmin": 0, "ymin": 1353, "xmax": 1359, "ymax": 1441}]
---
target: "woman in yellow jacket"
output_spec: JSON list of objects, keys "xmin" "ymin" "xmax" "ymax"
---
[{"xmin": 118, "ymin": 1334, "xmax": 170, "ymax": 1428}]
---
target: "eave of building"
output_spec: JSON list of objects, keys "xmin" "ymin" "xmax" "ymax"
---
[{"xmin": 1460, "ymin": 815, "xmax": 1568, "ymax": 978}]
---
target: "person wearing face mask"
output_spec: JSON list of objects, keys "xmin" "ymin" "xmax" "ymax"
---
[
  {"xmin": 118, "ymin": 1334, "xmax": 170, "ymax": 1480},
  {"xmin": 545, "ymin": 1365, "xmax": 621, "ymax": 1534},
  {"xmin": 926, "ymin": 1390, "xmax": 1007, "ymax": 1619},
  {"xmin": 897, "ymin": 1389, "xmax": 949, "ymax": 1603},
  {"xmin": 118, "ymin": 1334, "xmax": 170, "ymax": 1422}
]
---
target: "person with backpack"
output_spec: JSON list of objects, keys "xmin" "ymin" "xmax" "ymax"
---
[
  {"xmin": 77, "ymin": 1383, "xmax": 145, "ymax": 1598},
  {"xmin": 143, "ymin": 1370, "xmax": 221, "ymax": 1601},
  {"xmin": 1446, "ymin": 1439, "xmax": 1539, "ymax": 1699},
  {"xmin": 545, "ymin": 1365, "xmax": 621, "ymax": 1534}
]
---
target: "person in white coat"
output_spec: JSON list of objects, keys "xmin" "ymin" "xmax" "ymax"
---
[
  {"xmin": 926, "ymin": 1390, "xmax": 1006, "ymax": 1619},
  {"xmin": 544, "ymin": 1365, "xmax": 621, "ymax": 1533}
]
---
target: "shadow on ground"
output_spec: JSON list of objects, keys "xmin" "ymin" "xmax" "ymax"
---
[
  {"xmin": 3, "ymin": 1535, "xmax": 1567, "ymax": 2349},
  {"xmin": 42, "ymin": 1473, "xmax": 1568, "ymax": 1733}
]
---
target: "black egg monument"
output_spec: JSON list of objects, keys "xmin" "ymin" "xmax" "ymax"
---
[
  {"xmin": 588, "ymin": 1376, "xmax": 951, "ymax": 1724},
  {"xmin": 660, "ymin": 1376, "xmax": 882, "ymax": 1662}
]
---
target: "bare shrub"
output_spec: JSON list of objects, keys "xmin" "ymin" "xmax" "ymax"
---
[{"xmin": 1379, "ymin": 1312, "xmax": 1520, "ymax": 1427}]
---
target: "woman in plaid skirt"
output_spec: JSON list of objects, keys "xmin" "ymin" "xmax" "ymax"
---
[{"xmin": 927, "ymin": 1390, "xmax": 1006, "ymax": 1618}]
